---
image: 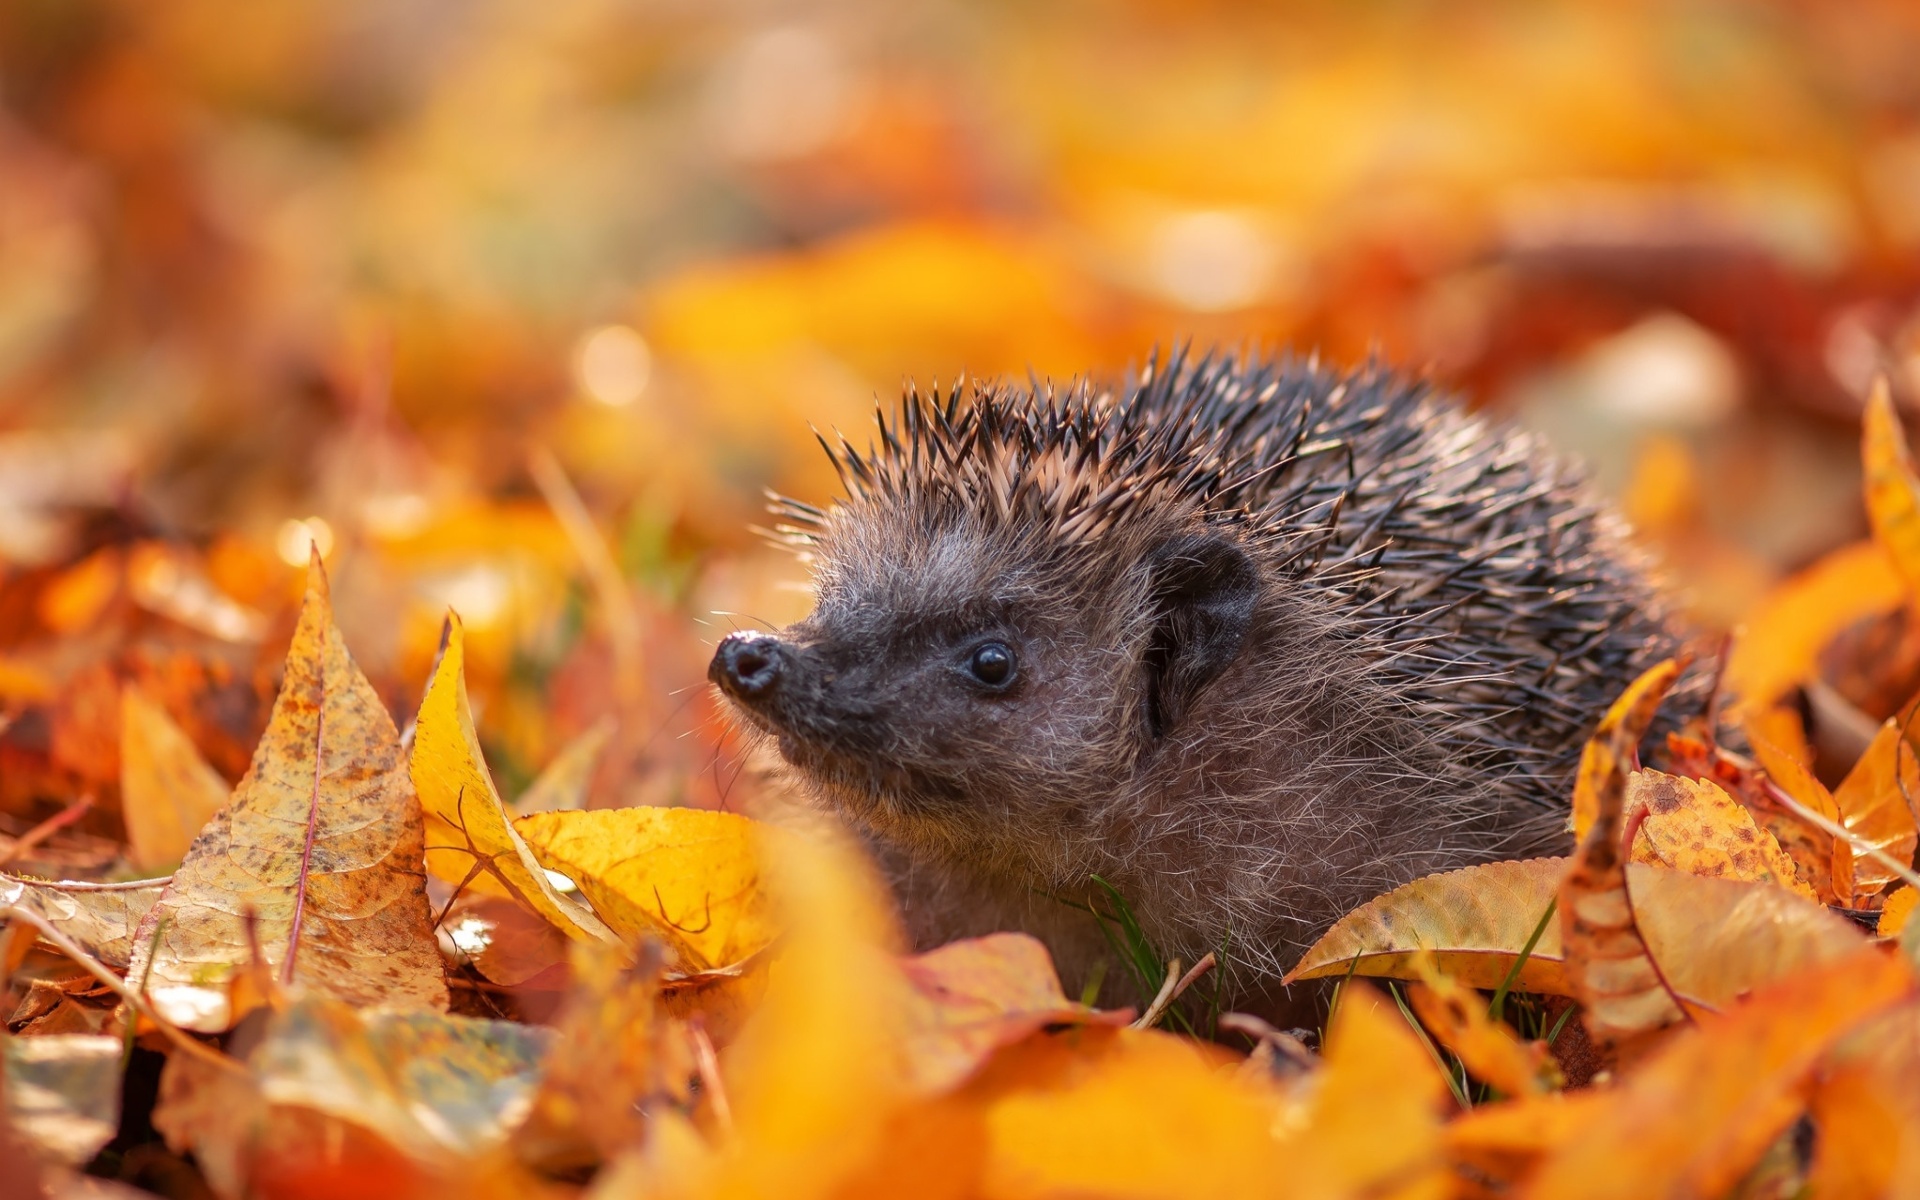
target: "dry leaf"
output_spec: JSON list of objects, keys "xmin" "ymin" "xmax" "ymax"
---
[
  {"xmin": 155, "ymin": 996, "xmax": 550, "ymax": 1200},
  {"xmin": 513, "ymin": 716, "xmax": 613, "ymax": 815},
  {"xmin": 411, "ymin": 613, "xmax": 618, "ymax": 947},
  {"xmin": 1443, "ymin": 1089, "xmax": 1612, "ymax": 1194},
  {"xmin": 1406, "ymin": 956, "xmax": 1562, "ymax": 1097},
  {"xmin": 514, "ymin": 805, "xmax": 775, "ymax": 973},
  {"xmin": 1747, "ymin": 724, "xmax": 1853, "ymax": 904},
  {"xmin": 1570, "ymin": 658, "xmax": 1678, "ymax": 842},
  {"xmin": 1725, "ymin": 541, "xmax": 1907, "ymax": 715},
  {"xmin": 1626, "ymin": 769, "xmax": 1815, "ymax": 899},
  {"xmin": 1561, "ymin": 661, "xmax": 1686, "ymax": 1049},
  {"xmin": 510, "ymin": 940, "xmax": 695, "ymax": 1177},
  {"xmin": 435, "ymin": 891, "xmax": 572, "ymax": 988},
  {"xmin": 1, "ymin": 875, "xmax": 165, "ymax": 969},
  {"xmin": 1525, "ymin": 947, "xmax": 1915, "ymax": 1199},
  {"xmin": 120, "ymin": 684, "xmax": 231, "ymax": 871},
  {"xmin": 1807, "ymin": 1000, "xmax": 1920, "ymax": 1200},
  {"xmin": 1864, "ymin": 377, "xmax": 1920, "ymax": 597},
  {"xmin": 1287, "ymin": 859, "xmax": 1866, "ymax": 1015},
  {"xmin": 125, "ymin": 553, "xmax": 448, "ymax": 1033},
  {"xmin": 2, "ymin": 1034, "xmax": 121, "ymax": 1166},
  {"xmin": 1830, "ymin": 716, "xmax": 1920, "ymax": 902},
  {"xmin": 897, "ymin": 932, "xmax": 1129, "ymax": 1094}
]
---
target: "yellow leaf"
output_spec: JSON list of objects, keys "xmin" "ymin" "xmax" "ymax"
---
[
  {"xmin": 1831, "ymin": 716, "xmax": 1920, "ymax": 902},
  {"xmin": 120, "ymin": 684, "xmax": 231, "ymax": 871},
  {"xmin": 1406, "ymin": 956, "xmax": 1562, "ymax": 1097},
  {"xmin": 1526, "ymin": 948, "xmax": 1915, "ymax": 1199},
  {"xmin": 1725, "ymin": 540, "xmax": 1906, "ymax": 714},
  {"xmin": 411, "ymin": 612, "xmax": 618, "ymax": 947},
  {"xmin": 1570, "ymin": 659, "xmax": 1678, "ymax": 842},
  {"xmin": 1864, "ymin": 376, "xmax": 1920, "ymax": 597},
  {"xmin": 513, "ymin": 806, "xmax": 775, "ymax": 973},
  {"xmin": 1287, "ymin": 859, "xmax": 1866, "ymax": 1017},
  {"xmin": 1444, "ymin": 1090, "xmax": 1612, "ymax": 1192},
  {"xmin": 1626, "ymin": 770, "xmax": 1815, "ymax": 899},
  {"xmin": 125, "ymin": 553, "xmax": 448, "ymax": 1032}
]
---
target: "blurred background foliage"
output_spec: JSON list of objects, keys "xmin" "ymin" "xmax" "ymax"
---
[{"xmin": 2, "ymin": 0, "xmax": 1920, "ymax": 851}]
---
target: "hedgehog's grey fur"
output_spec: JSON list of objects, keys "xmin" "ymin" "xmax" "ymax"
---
[{"xmin": 711, "ymin": 351, "xmax": 1688, "ymax": 1008}]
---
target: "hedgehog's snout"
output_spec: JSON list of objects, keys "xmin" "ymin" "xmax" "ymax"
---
[{"xmin": 711, "ymin": 631, "xmax": 787, "ymax": 702}]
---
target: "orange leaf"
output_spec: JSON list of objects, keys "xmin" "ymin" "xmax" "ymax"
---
[
  {"xmin": 125, "ymin": 553, "xmax": 448, "ymax": 1032},
  {"xmin": 898, "ymin": 932, "xmax": 1129, "ymax": 1094},
  {"xmin": 1525, "ymin": 947, "xmax": 1915, "ymax": 1199},
  {"xmin": 1880, "ymin": 888, "xmax": 1917, "ymax": 938},
  {"xmin": 1570, "ymin": 659, "xmax": 1678, "ymax": 843},
  {"xmin": 1748, "ymin": 723, "xmax": 1853, "ymax": 903},
  {"xmin": 1725, "ymin": 541, "xmax": 1906, "ymax": 714},
  {"xmin": 1864, "ymin": 376, "xmax": 1920, "ymax": 597},
  {"xmin": 1807, "ymin": 1000, "xmax": 1920, "ymax": 1198},
  {"xmin": 1405, "ymin": 957, "xmax": 1562, "ymax": 1097},
  {"xmin": 1625, "ymin": 769, "xmax": 1815, "ymax": 900},
  {"xmin": 1561, "ymin": 662, "xmax": 1685, "ymax": 1048},
  {"xmin": 1831, "ymin": 716, "xmax": 1920, "ymax": 902}
]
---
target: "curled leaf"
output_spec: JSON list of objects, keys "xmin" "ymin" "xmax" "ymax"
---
[{"xmin": 411, "ymin": 613, "xmax": 617, "ymax": 947}]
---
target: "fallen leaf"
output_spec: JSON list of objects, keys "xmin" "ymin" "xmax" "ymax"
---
[
  {"xmin": 8, "ymin": 977, "xmax": 118, "ymax": 1037},
  {"xmin": 1807, "ymin": 1000, "xmax": 1920, "ymax": 1200},
  {"xmin": 411, "ymin": 613, "xmax": 618, "ymax": 947},
  {"xmin": 435, "ymin": 891, "xmax": 572, "ymax": 988},
  {"xmin": 155, "ymin": 996, "xmax": 551, "ymax": 1200},
  {"xmin": 1443, "ymin": 1089, "xmax": 1612, "ymax": 1194},
  {"xmin": 1287, "ymin": 860, "xmax": 1866, "ymax": 1015},
  {"xmin": 1747, "ymin": 724, "xmax": 1853, "ymax": 903},
  {"xmin": 1562, "ymin": 661, "xmax": 1686, "ymax": 1050},
  {"xmin": 1570, "ymin": 659, "xmax": 1678, "ymax": 842},
  {"xmin": 2, "ymin": 1034, "xmax": 121, "ymax": 1166},
  {"xmin": 1626, "ymin": 769, "xmax": 1815, "ymax": 899},
  {"xmin": 120, "ymin": 684, "xmax": 231, "ymax": 871},
  {"xmin": 1406, "ymin": 956, "xmax": 1562, "ymax": 1097},
  {"xmin": 1, "ymin": 875, "xmax": 165, "ymax": 970},
  {"xmin": 1864, "ymin": 377, "xmax": 1920, "ymax": 597},
  {"xmin": 514, "ymin": 805, "xmax": 775, "ymax": 972},
  {"xmin": 1525, "ymin": 946, "xmax": 1915, "ymax": 1199},
  {"xmin": 510, "ymin": 940, "xmax": 695, "ymax": 1177},
  {"xmin": 1830, "ymin": 716, "xmax": 1920, "ymax": 901},
  {"xmin": 897, "ymin": 932, "xmax": 1130, "ymax": 1094},
  {"xmin": 1724, "ymin": 540, "xmax": 1907, "ymax": 715},
  {"xmin": 513, "ymin": 716, "xmax": 613, "ymax": 815},
  {"xmin": 125, "ymin": 553, "xmax": 448, "ymax": 1032},
  {"xmin": 1882, "ymin": 888, "xmax": 1918, "ymax": 938}
]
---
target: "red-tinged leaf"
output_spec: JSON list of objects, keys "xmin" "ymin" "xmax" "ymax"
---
[
  {"xmin": 898, "ymin": 932, "xmax": 1131, "ymax": 1095},
  {"xmin": 1525, "ymin": 947, "xmax": 1916, "ymax": 1199}
]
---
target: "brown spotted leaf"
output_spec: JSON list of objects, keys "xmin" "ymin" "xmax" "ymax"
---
[
  {"xmin": 124, "ymin": 553, "xmax": 448, "ymax": 1033},
  {"xmin": 1626, "ymin": 770, "xmax": 1815, "ymax": 900}
]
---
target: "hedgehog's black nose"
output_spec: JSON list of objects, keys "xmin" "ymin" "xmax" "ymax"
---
[{"xmin": 711, "ymin": 632, "xmax": 785, "ymax": 701}]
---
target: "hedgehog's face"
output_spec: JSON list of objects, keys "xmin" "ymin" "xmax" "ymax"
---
[{"xmin": 708, "ymin": 513, "xmax": 1260, "ymax": 858}]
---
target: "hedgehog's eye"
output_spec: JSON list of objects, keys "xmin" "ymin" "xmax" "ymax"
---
[{"xmin": 963, "ymin": 641, "xmax": 1016, "ymax": 689}]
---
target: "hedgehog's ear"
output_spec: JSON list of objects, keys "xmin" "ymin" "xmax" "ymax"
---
[{"xmin": 1143, "ymin": 532, "xmax": 1260, "ymax": 736}]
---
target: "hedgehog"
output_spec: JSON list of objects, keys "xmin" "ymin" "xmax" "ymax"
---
[{"xmin": 709, "ymin": 351, "xmax": 1689, "ymax": 1011}]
